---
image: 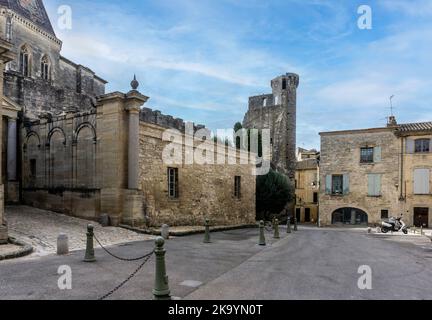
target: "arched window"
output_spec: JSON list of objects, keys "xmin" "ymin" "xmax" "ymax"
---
[
  {"xmin": 19, "ymin": 45, "xmax": 31, "ymax": 77},
  {"xmin": 41, "ymin": 55, "xmax": 50, "ymax": 80},
  {"xmin": 6, "ymin": 16, "xmax": 12, "ymax": 41}
]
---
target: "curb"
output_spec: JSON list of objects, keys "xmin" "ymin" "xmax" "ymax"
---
[
  {"xmin": 0, "ymin": 237, "xmax": 34, "ymax": 261},
  {"xmin": 119, "ymin": 224, "xmax": 258, "ymax": 237}
]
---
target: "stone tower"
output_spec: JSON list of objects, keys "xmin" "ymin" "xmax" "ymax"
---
[{"xmin": 243, "ymin": 73, "xmax": 299, "ymax": 209}]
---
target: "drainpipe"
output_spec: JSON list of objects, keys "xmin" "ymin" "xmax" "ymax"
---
[{"xmin": 399, "ymin": 137, "xmax": 404, "ymax": 201}]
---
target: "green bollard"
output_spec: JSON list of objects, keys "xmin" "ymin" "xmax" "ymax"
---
[
  {"xmin": 153, "ymin": 237, "xmax": 171, "ymax": 300},
  {"xmin": 204, "ymin": 219, "xmax": 211, "ymax": 244},
  {"xmin": 84, "ymin": 224, "xmax": 96, "ymax": 262},
  {"xmin": 294, "ymin": 217, "xmax": 298, "ymax": 231},
  {"xmin": 287, "ymin": 219, "xmax": 292, "ymax": 234},
  {"xmin": 274, "ymin": 219, "xmax": 280, "ymax": 239},
  {"xmin": 259, "ymin": 220, "xmax": 266, "ymax": 246}
]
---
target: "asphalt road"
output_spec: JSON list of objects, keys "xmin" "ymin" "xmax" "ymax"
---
[{"xmin": 0, "ymin": 226, "xmax": 432, "ymax": 300}]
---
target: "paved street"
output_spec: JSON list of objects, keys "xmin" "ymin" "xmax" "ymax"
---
[
  {"xmin": 5, "ymin": 206, "xmax": 153, "ymax": 257},
  {"xmin": 1, "ymin": 226, "xmax": 432, "ymax": 300}
]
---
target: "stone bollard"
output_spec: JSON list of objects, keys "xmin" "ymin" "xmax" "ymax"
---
[
  {"xmin": 84, "ymin": 224, "xmax": 96, "ymax": 262},
  {"xmin": 161, "ymin": 224, "xmax": 170, "ymax": 240},
  {"xmin": 274, "ymin": 219, "xmax": 280, "ymax": 239},
  {"xmin": 100, "ymin": 214, "xmax": 110, "ymax": 227},
  {"xmin": 204, "ymin": 219, "xmax": 211, "ymax": 244},
  {"xmin": 57, "ymin": 233, "xmax": 69, "ymax": 255},
  {"xmin": 259, "ymin": 220, "xmax": 266, "ymax": 246},
  {"xmin": 294, "ymin": 218, "xmax": 298, "ymax": 231},
  {"xmin": 287, "ymin": 219, "xmax": 292, "ymax": 234},
  {"xmin": 367, "ymin": 227, "xmax": 372, "ymax": 234},
  {"xmin": 153, "ymin": 237, "xmax": 171, "ymax": 300}
]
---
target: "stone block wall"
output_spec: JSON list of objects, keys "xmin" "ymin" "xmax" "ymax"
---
[{"xmin": 139, "ymin": 122, "xmax": 256, "ymax": 227}]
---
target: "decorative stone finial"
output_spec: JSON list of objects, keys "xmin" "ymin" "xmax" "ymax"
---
[{"xmin": 131, "ymin": 74, "xmax": 139, "ymax": 90}]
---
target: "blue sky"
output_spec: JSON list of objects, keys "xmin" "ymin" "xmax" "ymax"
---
[{"xmin": 44, "ymin": 0, "xmax": 432, "ymax": 150}]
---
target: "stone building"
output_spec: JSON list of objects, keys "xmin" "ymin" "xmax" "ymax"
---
[
  {"xmin": 295, "ymin": 149, "xmax": 319, "ymax": 224},
  {"xmin": 0, "ymin": 0, "xmax": 257, "ymax": 228},
  {"xmin": 243, "ymin": 73, "xmax": 299, "ymax": 215},
  {"xmin": 319, "ymin": 117, "xmax": 432, "ymax": 227}
]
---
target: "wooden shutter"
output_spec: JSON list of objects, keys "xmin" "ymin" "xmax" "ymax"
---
[
  {"xmin": 414, "ymin": 169, "xmax": 430, "ymax": 194},
  {"xmin": 373, "ymin": 146, "xmax": 382, "ymax": 162},
  {"xmin": 368, "ymin": 174, "xmax": 381, "ymax": 196},
  {"xmin": 325, "ymin": 175, "xmax": 332, "ymax": 194},
  {"xmin": 343, "ymin": 174, "xmax": 350, "ymax": 195},
  {"xmin": 406, "ymin": 138, "xmax": 415, "ymax": 154}
]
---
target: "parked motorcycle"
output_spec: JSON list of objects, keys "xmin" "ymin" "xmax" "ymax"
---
[{"xmin": 381, "ymin": 215, "xmax": 408, "ymax": 234}]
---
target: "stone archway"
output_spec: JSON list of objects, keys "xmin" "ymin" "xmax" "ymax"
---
[{"xmin": 332, "ymin": 207, "xmax": 368, "ymax": 226}]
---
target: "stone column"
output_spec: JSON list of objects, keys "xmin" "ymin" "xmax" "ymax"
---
[
  {"xmin": 0, "ymin": 38, "xmax": 15, "ymax": 244},
  {"xmin": 127, "ymin": 107, "xmax": 140, "ymax": 190},
  {"xmin": 7, "ymin": 118, "xmax": 17, "ymax": 181}
]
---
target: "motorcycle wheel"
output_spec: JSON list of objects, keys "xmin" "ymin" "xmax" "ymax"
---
[
  {"xmin": 403, "ymin": 229, "xmax": 408, "ymax": 235},
  {"xmin": 381, "ymin": 227, "xmax": 389, "ymax": 234}
]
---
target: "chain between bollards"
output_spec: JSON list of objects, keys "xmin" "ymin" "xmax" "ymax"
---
[
  {"xmin": 153, "ymin": 237, "xmax": 171, "ymax": 300},
  {"xmin": 204, "ymin": 218, "xmax": 211, "ymax": 244},
  {"xmin": 258, "ymin": 220, "xmax": 266, "ymax": 246},
  {"xmin": 84, "ymin": 224, "xmax": 96, "ymax": 262},
  {"xmin": 273, "ymin": 219, "xmax": 280, "ymax": 239}
]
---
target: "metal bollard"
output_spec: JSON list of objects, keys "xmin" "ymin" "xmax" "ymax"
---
[
  {"xmin": 287, "ymin": 219, "xmax": 292, "ymax": 234},
  {"xmin": 204, "ymin": 219, "xmax": 211, "ymax": 244},
  {"xmin": 259, "ymin": 220, "xmax": 266, "ymax": 246},
  {"xmin": 84, "ymin": 224, "xmax": 96, "ymax": 262},
  {"xmin": 294, "ymin": 218, "xmax": 298, "ymax": 231},
  {"xmin": 274, "ymin": 219, "xmax": 280, "ymax": 239},
  {"xmin": 153, "ymin": 237, "xmax": 171, "ymax": 300}
]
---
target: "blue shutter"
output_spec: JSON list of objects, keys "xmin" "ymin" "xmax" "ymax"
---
[
  {"xmin": 325, "ymin": 175, "xmax": 332, "ymax": 194},
  {"xmin": 368, "ymin": 174, "xmax": 375, "ymax": 196},
  {"xmin": 406, "ymin": 138, "xmax": 415, "ymax": 154},
  {"xmin": 374, "ymin": 146, "xmax": 382, "ymax": 162},
  {"xmin": 375, "ymin": 174, "xmax": 382, "ymax": 196},
  {"xmin": 343, "ymin": 174, "xmax": 350, "ymax": 195}
]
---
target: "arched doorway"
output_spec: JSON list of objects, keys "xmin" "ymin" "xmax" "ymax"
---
[{"xmin": 332, "ymin": 208, "xmax": 368, "ymax": 226}]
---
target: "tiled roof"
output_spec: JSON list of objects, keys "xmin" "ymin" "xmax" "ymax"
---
[
  {"xmin": 0, "ymin": 0, "xmax": 56, "ymax": 36},
  {"xmin": 397, "ymin": 121, "xmax": 432, "ymax": 132},
  {"xmin": 296, "ymin": 159, "xmax": 318, "ymax": 170}
]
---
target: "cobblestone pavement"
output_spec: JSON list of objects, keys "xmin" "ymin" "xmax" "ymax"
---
[{"xmin": 5, "ymin": 206, "xmax": 154, "ymax": 258}]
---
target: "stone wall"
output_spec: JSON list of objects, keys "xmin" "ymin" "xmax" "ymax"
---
[
  {"xmin": 20, "ymin": 110, "xmax": 101, "ymax": 220},
  {"xmin": 319, "ymin": 129, "xmax": 401, "ymax": 226},
  {"xmin": 139, "ymin": 122, "xmax": 256, "ymax": 227}
]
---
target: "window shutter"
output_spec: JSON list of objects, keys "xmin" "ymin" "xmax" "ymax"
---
[
  {"xmin": 325, "ymin": 175, "xmax": 332, "ymax": 195},
  {"xmin": 375, "ymin": 174, "xmax": 382, "ymax": 196},
  {"xmin": 368, "ymin": 174, "xmax": 375, "ymax": 196},
  {"xmin": 343, "ymin": 174, "xmax": 350, "ymax": 195},
  {"xmin": 414, "ymin": 169, "xmax": 430, "ymax": 194},
  {"xmin": 406, "ymin": 138, "xmax": 415, "ymax": 154},
  {"xmin": 373, "ymin": 146, "xmax": 382, "ymax": 162}
]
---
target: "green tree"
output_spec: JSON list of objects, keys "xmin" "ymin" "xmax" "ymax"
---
[{"xmin": 256, "ymin": 169, "xmax": 293, "ymax": 221}]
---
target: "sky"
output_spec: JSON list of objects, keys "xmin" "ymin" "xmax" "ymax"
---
[{"xmin": 44, "ymin": 0, "xmax": 432, "ymax": 150}]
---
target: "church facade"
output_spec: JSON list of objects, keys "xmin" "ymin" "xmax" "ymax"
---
[{"xmin": 0, "ymin": 0, "xmax": 257, "ymax": 231}]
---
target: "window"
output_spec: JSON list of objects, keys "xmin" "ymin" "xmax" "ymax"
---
[
  {"xmin": 20, "ymin": 45, "xmax": 30, "ymax": 77},
  {"xmin": 414, "ymin": 168, "xmax": 430, "ymax": 195},
  {"xmin": 360, "ymin": 147, "xmax": 374, "ymax": 163},
  {"xmin": 332, "ymin": 175, "xmax": 343, "ymax": 195},
  {"xmin": 167, "ymin": 167, "xmax": 179, "ymax": 198},
  {"xmin": 282, "ymin": 78, "xmax": 287, "ymax": 90},
  {"xmin": 415, "ymin": 139, "xmax": 430, "ymax": 153},
  {"xmin": 41, "ymin": 55, "xmax": 50, "ymax": 80},
  {"xmin": 381, "ymin": 210, "xmax": 389, "ymax": 219},
  {"xmin": 234, "ymin": 176, "xmax": 241, "ymax": 199},
  {"xmin": 6, "ymin": 16, "xmax": 12, "ymax": 41},
  {"xmin": 368, "ymin": 174, "xmax": 382, "ymax": 196},
  {"xmin": 313, "ymin": 192, "xmax": 318, "ymax": 204}
]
